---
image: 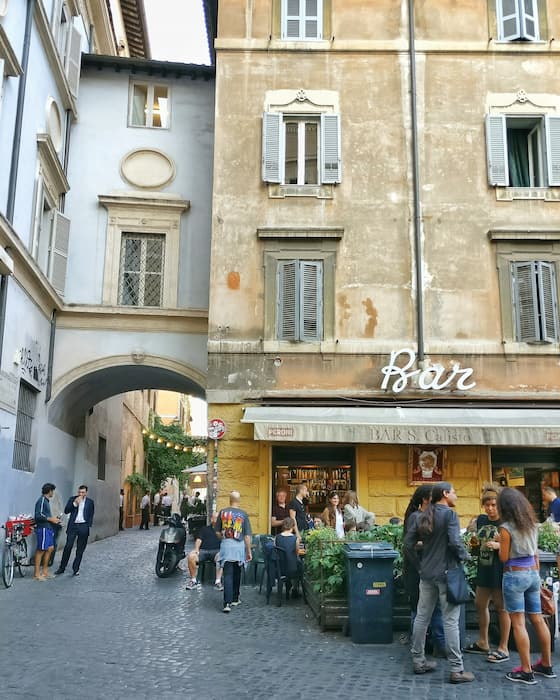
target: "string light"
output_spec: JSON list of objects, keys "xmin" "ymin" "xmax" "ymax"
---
[{"xmin": 142, "ymin": 425, "xmax": 207, "ymax": 454}]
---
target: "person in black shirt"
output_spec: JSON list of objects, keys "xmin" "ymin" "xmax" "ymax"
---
[
  {"xmin": 271, "ymin": 489, "xmax": 289, "ymax": 535},
  {"xmin": 185, "ymin": 514, "xmax": 223, "ymax": 590},
  {"xmin": 289, "ymin": 483, "xmax": 310, "ymax": 536}
]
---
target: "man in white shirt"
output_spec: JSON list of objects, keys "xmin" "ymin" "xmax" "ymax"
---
[
  {"xmin": 140, "ymin": 490, "xmax": 151, "ymax": 530},
  {"xmin": 161, "ymin": 492, "xmax": 172, "ymax": 518},
  {"xmin": 55, "ymin": 485, "xmax": 95, "ymax": 577}
]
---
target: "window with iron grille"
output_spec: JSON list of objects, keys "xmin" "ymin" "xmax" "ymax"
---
[
  {"xmin": 512, "ymin": 260, "xmax": 559, "ymax": 342},
  {"xmin": 118, "ymin": 233, "xmax": 165, "ymax": 307},
  {"xmin": 13, "ymin": 382, "xmax": 38, "ymax": 472},
  {"xmin": 98, "ymin": 436, "xmax": 107, "ymax": 481}
]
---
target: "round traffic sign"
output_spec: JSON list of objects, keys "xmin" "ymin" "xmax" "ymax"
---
[{"xmin": 208, "ymin": 418, "xmax": 226, "ymax": 440}]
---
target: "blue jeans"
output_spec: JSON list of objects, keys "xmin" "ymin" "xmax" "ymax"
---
[
  {"xmin": 502, "ymin": 568, "xmax": 541, "ymax": 614},
  {"xmin": 223, "ymin": 561, "xmax": 241, "ymax": 605},
  {"xmin": 411, "ymin": 578, "xmax": 463, "ymax": 672}
]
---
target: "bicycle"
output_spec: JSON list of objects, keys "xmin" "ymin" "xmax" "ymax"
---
[{"xmin": 2, "ymin": 517, "xmax": 34, "ymax": 588}]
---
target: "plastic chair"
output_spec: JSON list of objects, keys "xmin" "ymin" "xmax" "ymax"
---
[
  {"xmin": 255, "ymin": 535, "xmax": 273, "ymax": 590},
  {"xmin": 264, "ymin": 544, "xmax": 305, "ymax": 607}
]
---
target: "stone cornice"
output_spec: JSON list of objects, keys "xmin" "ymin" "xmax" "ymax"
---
[
  {"xmin": 37, "ymin": 133, "xmax": 70, "ymax": 194},
  {"xmin": 0, "ymin": 24, "xmax": 23, "ymax": 76},
  {"xmin": 257, "ymin": 227, "xmax": 344, "ymax": 240},
  {"xmin": 488, "ymin": 229, "xmax": 560, "ymax": 241},
  {"xmin": 34, "ymin": 0, "xmax": 78, "ymax": 117},
  {"xmin": 98, "ymin": 192, "xmax": 190, "ymax": 213},
  {"xmin": 57, "ymin": 305, "xmax": 208, "ymax": 334},
  {"xmin": 0, "ymin": 213, "xmax": 61, "ymax": 318}
]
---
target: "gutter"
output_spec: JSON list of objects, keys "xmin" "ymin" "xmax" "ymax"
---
[
  {"xmin": 408, "ymin": 0, "xmax": 425, "ymax": 362},
  {"xmin": 6, "ymin": 0, "xmax": 36, "ymax": 222}
]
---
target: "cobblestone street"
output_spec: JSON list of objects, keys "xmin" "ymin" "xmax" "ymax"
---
[{"xmin": 0, "ymin": 528, "xmax": 558, "ymax": 700}]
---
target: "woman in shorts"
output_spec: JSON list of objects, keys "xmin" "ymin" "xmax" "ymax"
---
[{"xmin": 498, "ymin": 487, "xmax": 555, "ymax": 684}]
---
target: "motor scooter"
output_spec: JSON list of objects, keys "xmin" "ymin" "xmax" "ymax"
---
[{"xmin": 155, "ymin": 513, "xmax": 186, "ymax": 578}]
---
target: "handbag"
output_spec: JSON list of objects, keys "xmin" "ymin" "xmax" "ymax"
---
[
  {"xmin": 540, "ymin": 585, "xmax": 555, "ymax": 616},
  {"xmin": 445, "ymin": 565, "xmax": 471, "ymax": 604}
]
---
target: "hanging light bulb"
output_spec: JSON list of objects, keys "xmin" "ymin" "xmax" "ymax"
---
[
  {"xmin": 166, "ymin": 441, "xmax": 173, "ymax": 448},
  {"xmin": 141, "ymin": 428, "xmax": 148, "ymax": 435},
  {"xmin": 157, "ymin": 437, "xmax": 164, "ymax": 443},
  {"xmin": 149, "ymin": 434, "xmax": 156, "ymax": 440}
]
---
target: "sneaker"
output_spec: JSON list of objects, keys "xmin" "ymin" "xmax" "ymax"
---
[
  {"xmin": 231, "ymin": 599, "xmax": 241, "ymax": 607},
  {"xmin": 72, "ymin": 571, "xmax": 80, "ymax": 577},
  {"xmin": 54, "ymin": 568, "xmax": 64, "ymax": 575},
  {"xmin": 413, "ymin": 661, "xmax": 437, "ymax": 674},
  {"xmin": 532, "ymin": 660, "xmax": 556, "ymax": 678},
  {"xmin": 223, "ymin": 604, "xmax": 231, "ymax": 613},
  {"xmin": 214, "ymin": 581, "xmax": 224, "ymax": 591},
  {"xmin": 506, "ymin": 670, "xmax": 537, "ymax": 685},
  {"xmin": 185, "ymin": 579, "xmax": 198, "ymax": 590},
  {"xmin": 449, "ymin": 671, "xmax": 475, "ymax": 684}
]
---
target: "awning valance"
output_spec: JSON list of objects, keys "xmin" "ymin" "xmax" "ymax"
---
[{"xmin": 241, "ymin": 407, "xmax": 560, "ymax": 447}]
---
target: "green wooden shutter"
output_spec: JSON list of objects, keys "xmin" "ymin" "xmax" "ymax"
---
[
  {"xmin": 545, "ymin": 115, "xmax": 560, "ymax": 186},
  {"xmin": 321, "ymin": 113, "xmax": 341, "ymax": 184},
  {"xmin": 512, "ymin": 261, "xmax": 540, "ymax": 342},
  {"xmin": 277, "ymin": 260, "xmax": 297, "ymax": 340},
  {"xmin": 537, "ymin": 261, "xmax": 559, "ymax": 342},
  {"xmin": 50, "ymin": 211, "xmax": 71, "ymax": 296},
  {"xmin": 299, "ymin": 261, "xmax": 322, "ymax": 340},
  {"xmin": 496, "ymin": 0, "xmax": 521, "ymax": 40},
  {"xmin": 262, "ymin": 112, "xmax": 283, "ymax": 183},
  {"xmin": 485, "ymin": 115, "xmax": 508, "ymax": 186}
]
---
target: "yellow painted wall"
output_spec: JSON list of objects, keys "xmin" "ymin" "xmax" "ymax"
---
[{"xmin": 209, "ymin": 404, "xmax": 492, "ymax": 533}]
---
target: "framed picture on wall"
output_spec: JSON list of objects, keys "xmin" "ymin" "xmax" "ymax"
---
[{"xmin": 408, "ymin": 446, "xmax": 446, "ymax": 485}]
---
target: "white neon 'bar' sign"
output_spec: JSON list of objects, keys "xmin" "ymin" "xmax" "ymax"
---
[{"xmin": 380, "ymin": 348, "xmax": 476, "ymax": 394}]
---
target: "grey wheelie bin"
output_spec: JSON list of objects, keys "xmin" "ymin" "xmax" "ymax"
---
[{"xmin": 344, "ymin": 541, "xmax": 398, "ymax": 643}]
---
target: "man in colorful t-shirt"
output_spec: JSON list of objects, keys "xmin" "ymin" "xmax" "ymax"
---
[{"xmin": 215, "ymin": 491, "xmax": 252, "ymax": 613}]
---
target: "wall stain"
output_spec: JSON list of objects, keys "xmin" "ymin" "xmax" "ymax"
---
[
  {"xmin": 227, "ymin": 271, "xmax": 240, "ymax": 290},
  {"xmin": 362, "ymin": 298, "xmax": 378, "ymax": 337},
  {"xmin": 338, "ymin": 293, "xmax": 351, "ymax": 320}
]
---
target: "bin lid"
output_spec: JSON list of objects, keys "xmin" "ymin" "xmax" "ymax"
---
[{"xmin": 343, "ymin": 541, "xmax": 398, "ymax": 559}]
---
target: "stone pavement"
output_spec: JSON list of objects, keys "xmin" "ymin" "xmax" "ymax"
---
[{"xmin": 0, "ymin": 527, "xmax": 558, "ymax": 700}]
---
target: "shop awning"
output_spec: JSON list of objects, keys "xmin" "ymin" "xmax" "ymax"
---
[{"xmin": 241, "ymin": 406, "xmax": 560, "ymax": 447}]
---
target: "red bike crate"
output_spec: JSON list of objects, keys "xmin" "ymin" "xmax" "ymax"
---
[{"xmin": 5, "ymin": 517, "xmax": 35, "ymax": 537}]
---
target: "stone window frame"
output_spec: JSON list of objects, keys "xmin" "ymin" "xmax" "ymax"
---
[
  {"xmin": 258, "ymin": 227, "xmax": 343, "ymax": 353},
  {"xmin": 485, "ymin": 90, "xmax": 560, "ymax": 200},
  {"xmin": 263, "ymin": 88, "xmax": 340, "ymax": 199},
  {"xmin": 99, "ymin": 193, "xmax": 189, "ymax": 309},
  {"xmin": 490, "ymin": 230, "xmax": 560, "ymax": 353}
]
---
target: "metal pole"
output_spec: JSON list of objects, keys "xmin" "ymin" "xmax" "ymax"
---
[{"xmin": 408, "ymin": 0, "xmax": 425, "ymax": 362}]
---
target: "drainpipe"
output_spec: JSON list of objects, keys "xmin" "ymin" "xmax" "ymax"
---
[
  {"xmin": 45, "ymin": 309, "xmax": 56, "ymax": 403},
  {"xmin": 0, "ymin": 273, "xmax": 8, "ymax": 367},
  {"xmin": 6, "ymin": 0, "xmax": 36, "ymax": 222},
  {"xmin": 408, "ymin": 0, "xmax": 425, "ymax": 362}
]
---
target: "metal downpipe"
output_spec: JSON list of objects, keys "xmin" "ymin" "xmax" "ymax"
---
[{"xmin": 408, "ymin": 0, "xmax": 425, "ymax": 362}]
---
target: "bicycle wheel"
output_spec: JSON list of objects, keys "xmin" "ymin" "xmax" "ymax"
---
[
  {"xmin": 2, "ymin": 545, "xmax": 14, "ymax": 588},
  {"xmin": 16, "ymin": 539, "xmax": 28, "ymax": 577}
]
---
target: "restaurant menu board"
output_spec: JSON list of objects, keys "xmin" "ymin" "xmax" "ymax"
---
[{"xmin": 274, "ymin": 464, "xmax": 352, "ymax": 511}]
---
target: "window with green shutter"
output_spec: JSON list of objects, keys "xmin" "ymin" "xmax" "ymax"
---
[
  {"xmin": 277, "ymin": 259, "xmax": 323, "ymax": 341},
  {"xmin": 512, "ymin": 261, "xmax": 559, "ymax": 343}
]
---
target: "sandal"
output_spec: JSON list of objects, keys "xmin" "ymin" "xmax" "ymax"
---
[
  {"xmin": 487, "ymin": 650, "xmax": 510, "ymax": 663},
  {"xmin": 463, "ymin": 642, "xmax": 490, "ymax": 654}
]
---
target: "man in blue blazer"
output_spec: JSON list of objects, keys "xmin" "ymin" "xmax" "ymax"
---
[{"xmin": 55, "ymin": 485, "xmax": 95, "ymax": 576}]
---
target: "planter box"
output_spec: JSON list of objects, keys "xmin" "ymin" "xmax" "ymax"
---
[{"xmin": 304, "ymin": 574, "xmax": 348, "ymax": 631}]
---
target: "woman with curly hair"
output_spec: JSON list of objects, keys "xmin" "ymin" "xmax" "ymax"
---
[{"xmin": 498, "ymin": 487, "xmax": 555, "ymax": 684}]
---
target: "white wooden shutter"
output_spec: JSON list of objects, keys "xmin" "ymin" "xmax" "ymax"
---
[
  {"xmin": 520, "ymin": 0, "xmax": 539, "ymax": 40},
  {"xmin": 496, "ymin": 0, "xmax": 521, "ymax": 40},
  {"xmin": 300, "ymin": 261, "xmax": 322, "ymax": 341},
  {"xmin": 277, "ymin": 260, "xmax": 297, "ymax": 340},
  {"xmin": 283, "ymin": 0, "xmax": 302, "ymax": 39},
  {"xmin": 321, "ymin": 113, "xmax": 341, "ymax": 184},
  {"xmin": 50, "ymin": 211, "xmax": 70, "ymax": 296},
  {"xmin": 262, "ymin": 112, "xmax": 283, "ymax": 183},
  {"xmin": 545, "ymin": 115, "xmax": 560, "ymax": 186},
  {"xmin": 537, "ymin": 261, "xmax": 559, "ymax": 342},
  {"xmin": 66, "ymin": 24, "xmax": 81, "ymax": 98},
  {"xmin": 512, "ymin": 261, "xmax": 540, "ymax": 342},
  {"xmin": 485, "ymin": 115, "xmax": 508, "ymax": 186}
]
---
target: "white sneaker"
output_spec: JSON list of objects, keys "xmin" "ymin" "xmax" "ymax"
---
[
  {"xmin": 223, "ymin": 604, "xmax": 231, "ymax": 613},
  {"xmin": 231, "ymin": 599, "xmax": 241, "ymax": 607}
]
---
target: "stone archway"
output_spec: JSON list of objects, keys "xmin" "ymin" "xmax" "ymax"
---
[{"xmin": 49, "ymin": 354, "xmax": 206, "ymax": 435}]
